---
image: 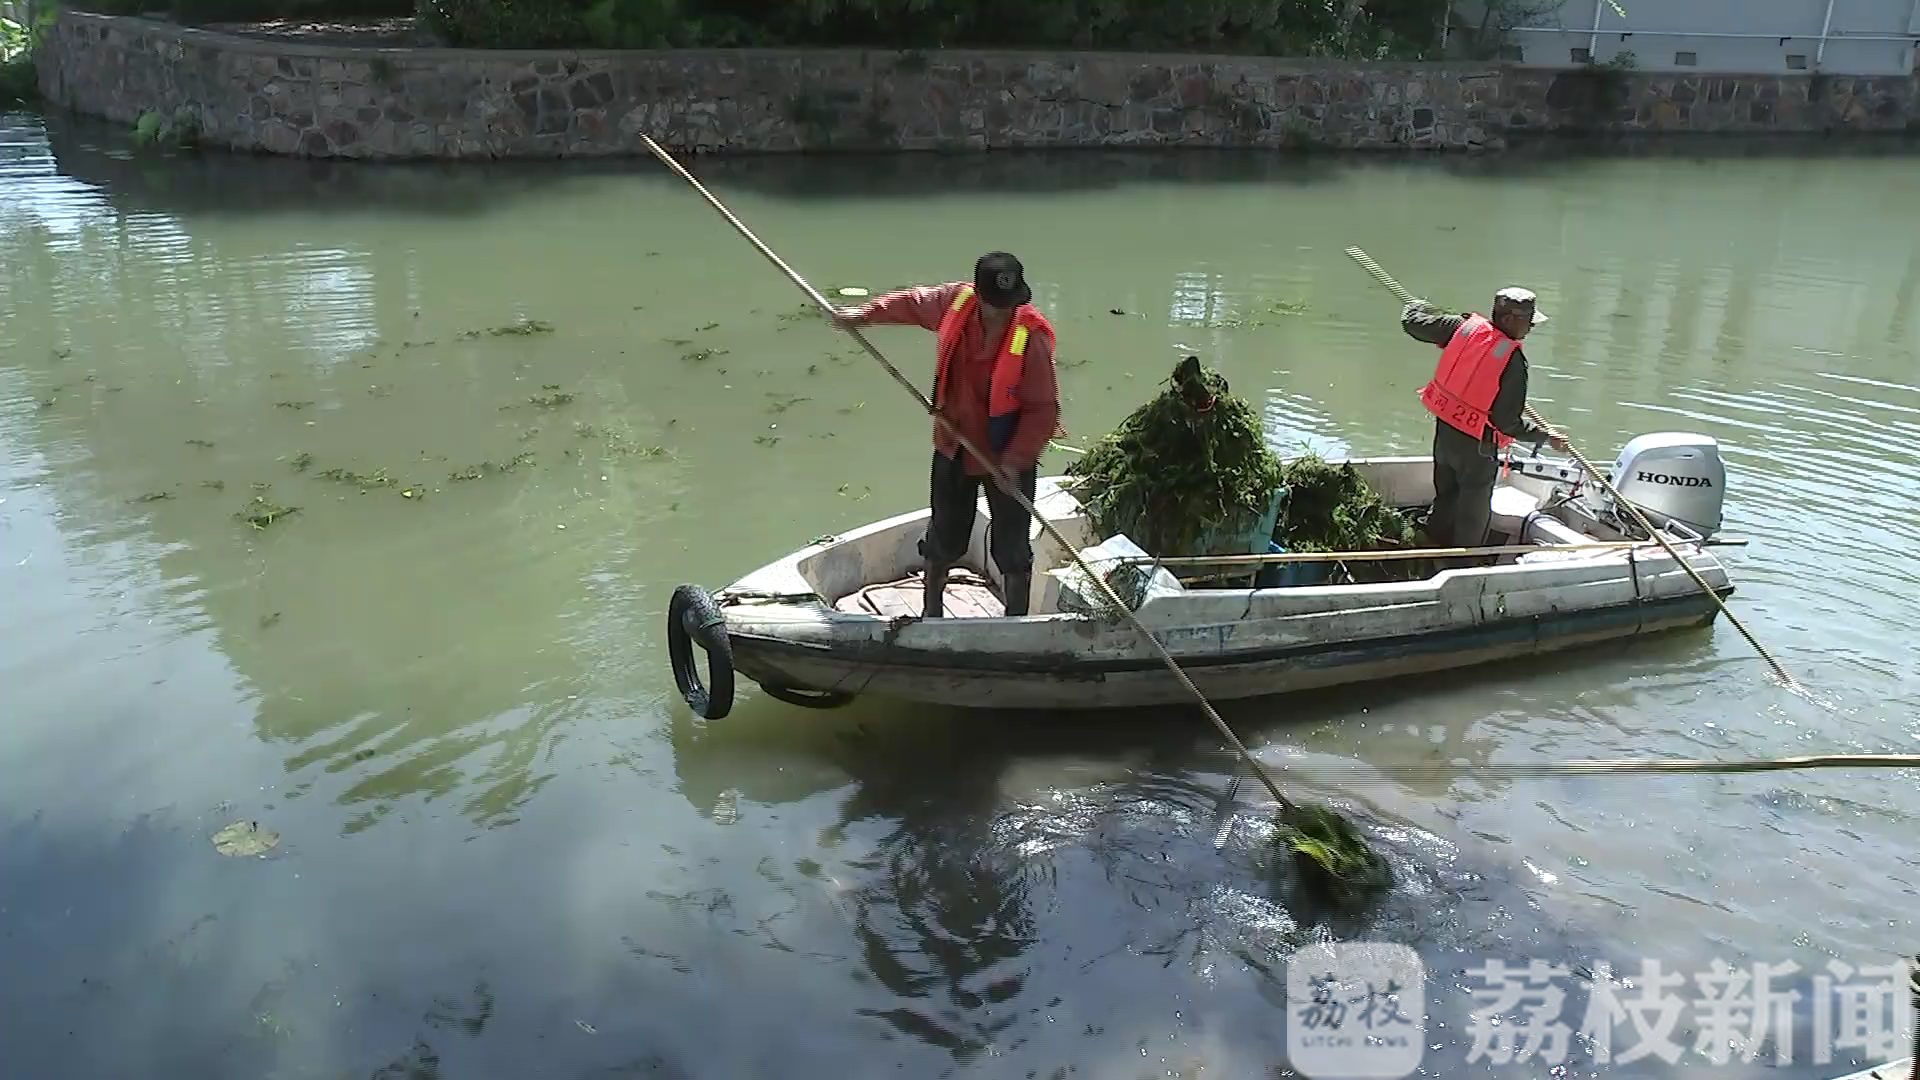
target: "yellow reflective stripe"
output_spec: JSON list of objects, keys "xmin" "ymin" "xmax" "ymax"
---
[
  {"xmin": 951, "ymin": 285, "xmax": 973, "ymax": 311},
  {"xmin": 1008, "ymin": 326, "xmax": 1029, "ymax": 356}
]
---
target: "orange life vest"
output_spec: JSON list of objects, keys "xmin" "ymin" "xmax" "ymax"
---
[
  {"xmin": 1418, "ymin": 313, "xmax": 1519, "ymax": 450},
  {"xmin": 934, "ymin": 284, "xmax": 1058, "ymax": 453}
]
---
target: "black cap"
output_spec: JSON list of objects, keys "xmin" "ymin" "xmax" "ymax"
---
[{"xmin": 974, "ymin": 251, "xmax": 1032, "ymax": 308}]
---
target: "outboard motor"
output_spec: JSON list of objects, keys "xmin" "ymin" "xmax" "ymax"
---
[{"xmin": 1582, "ymin": 432, "xmax": 1727, "ymax": 539}]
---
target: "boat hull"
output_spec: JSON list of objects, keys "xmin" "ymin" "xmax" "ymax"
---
[
  {"xmin": 695, "ymin": 464, "xmax": 1737, "ymax": 713},
  {"xmin": 724, "ymin": 588, "xmax": 1729, "ymax": 710}
]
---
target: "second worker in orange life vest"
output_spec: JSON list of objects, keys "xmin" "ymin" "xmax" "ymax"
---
[
  {"xmin": 1402, "ymin": 286, "xmax": 1569, "ymax": 551},
  {"xmin": 831, "ymin": 252, "xmax": 1062, "ymax": 619}
]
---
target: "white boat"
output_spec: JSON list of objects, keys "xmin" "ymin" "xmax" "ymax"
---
[{"xmin": 665, "ymin": 431, "xmax": 1739, "ymax": 717}]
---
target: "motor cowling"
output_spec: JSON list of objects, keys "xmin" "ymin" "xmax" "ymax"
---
[{"xmin": 1600, "ymin": 432, "xmax": 1727, "ymax": 538}]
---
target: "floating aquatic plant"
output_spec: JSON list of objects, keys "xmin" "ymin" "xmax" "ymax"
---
[{"xmin": 236, "ymin": 495, "xmax": 299, "ymax": 529}]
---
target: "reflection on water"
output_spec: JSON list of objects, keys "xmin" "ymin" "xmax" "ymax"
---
[{"xmin": 2, "ymin": 109, "xmax": 1917, "ymax": 1078}]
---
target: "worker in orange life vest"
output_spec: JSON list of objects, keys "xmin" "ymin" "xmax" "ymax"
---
[
  {"xmin": 1402, "ymin": 286, "xmax": 1569, "ymax": 552},
  {"xmin": 830, "ymin": 252, "xmax": 1062, "ymax": 618}
]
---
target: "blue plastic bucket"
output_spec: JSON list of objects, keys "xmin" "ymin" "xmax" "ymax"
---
[
  {"xmin": 1193, "ymin": 485, "xmax": 1287, "ymax": 558},
  {"xmin": 1254, "ymin": 541, "xmax": 1333, "ymax": 589}
]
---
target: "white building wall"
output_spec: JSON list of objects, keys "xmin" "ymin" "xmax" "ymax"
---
[{"xmin": 1449, "ymin": 0, "xmax": 1920, "ymax": 75}]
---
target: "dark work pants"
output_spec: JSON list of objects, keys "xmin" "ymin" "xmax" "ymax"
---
[
  {"xmin": 923, "ymin": 450, "xmax": 1038, "ymax": 576},
  {"xmin": 1428, "ymin": 419, "xmax": 1499, "ymax": 551}
]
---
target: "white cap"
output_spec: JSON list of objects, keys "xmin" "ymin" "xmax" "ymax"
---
[{"xmin": 1493, "ymin": 286, "xmax": 1548, "ymax": 324}]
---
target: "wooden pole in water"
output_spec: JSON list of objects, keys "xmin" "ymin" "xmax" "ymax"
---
[
  {"xmin": 1258, "ymin": 753, "xmax": 1920, "ymax": 780},
  {"xmin": 638, "ymin": 134, "xmax": 1309, "ymax": 819},
  {"xmin": 1342, "ymin": 245, "xmax": 1824, "ymax": 707}
]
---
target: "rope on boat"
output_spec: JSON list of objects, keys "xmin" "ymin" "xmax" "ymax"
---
[
  {"xmin": 641, "ymin": 135, "xmax": 1309, "ymax": 821},
  {"xmin": 1343, "ymin": 245, "xmax": 1825, "ymax": 709}
]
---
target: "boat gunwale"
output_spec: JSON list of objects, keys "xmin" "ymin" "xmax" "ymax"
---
[{"xmin": 721, "ymin": 585, "xmax": 1736, "ymax": 675}]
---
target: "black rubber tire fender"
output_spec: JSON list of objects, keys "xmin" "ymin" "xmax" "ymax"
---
[
  {"xmin": 667, "ymin": 584, "xmax": 734, "ymax": 720},
  {"xmin": 758, "ymin": 682, "xmax": 856, "ymax": 710}
]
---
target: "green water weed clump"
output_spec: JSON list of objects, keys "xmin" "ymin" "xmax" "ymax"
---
[
  {"xmin": 1271, "ymin": 451, "xmax": 1424, "ymax": 583},
  {"xmin": 1274, "ymin": 802, "xmax": 1393, "ymax": 903}
]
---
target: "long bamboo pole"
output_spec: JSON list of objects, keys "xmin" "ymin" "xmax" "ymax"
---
[
  {"xmin": 1117, "ymin": 537, "xmax": 1743, "ymax": 569},
  {"xmin": 639, "ymin": 135, "xmax": 1309, "ymax": 818}
]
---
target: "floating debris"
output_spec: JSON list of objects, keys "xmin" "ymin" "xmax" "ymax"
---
[
  {"xmin": 236, "ymin": 495, "xmax": 299, "ymax": 529},
  {"xmin": 754, "ymin": 435, "xmax": 780, "ymax": 447},
  {"xmin": 317, "ymin": 466, "xmax": 394, "ymax": 488},
  {"xmin": 186, "ymin": 438, "xmax": 216, "ymax": 449},
  {"xmin": 201, "ymin": 479, "xmax": 226, "ymax": 491},
  {"xmin": 527, "ymin": 387, "xmax": 574, "ymax": 408},
  {"xmin": 695, "ymin": 322, "xmax": 720, "ymax": 332},
  {"xmin": 133, "ymin": 490, "xmax": 174, "ymax": 503},
  {"xmin": 681, "ymin": 348, "xmax": 727, "ymax": 364},
  {"xmin": 835, "ymin": 287, "xmax": 869, "ymax": 298},
  {"xmin": 36, "ymin": 398, "xmax": 54, "ymax": 409},
  {"xmin": 448, "ymin": 451, "xmax": 535, "ymax": 481},
  {"xmin": 291, "ymin": 452, "xmax": 314, "ymax": 472},
  {"xmin": 211, "ymin": 820, "xmax": 280, "ymax": 857},
  {"xmin": 259, "ymin": 612, "xmax": 282, "ymax": 630},
  {"xmin": 766, "ymin": 394, "xmax": 810, "ymax": 414},
  {"xmin": 368, "ymin": 384, "xmax": 394, "ymax": 397},
  {"xmin": 1268, "ymin": 299, "xmax": 1311, "ymax": 316},
  {"xmin": 458, "ymin": 318, "xmax": 553, "ymax": 339},
  {"xmin": 273, "ymin": 401, "xmax": 314, "ymax": 410}
]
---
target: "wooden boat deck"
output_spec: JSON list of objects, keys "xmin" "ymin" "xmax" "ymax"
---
[{"xmin": 832, "ymin": 570, "xmax": 1006, "ymax": 619}]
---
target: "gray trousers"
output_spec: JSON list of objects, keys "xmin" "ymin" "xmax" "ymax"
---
[{"xmin": 1428, "ymin": 420, "xmax": 1499, "ymax": 550}]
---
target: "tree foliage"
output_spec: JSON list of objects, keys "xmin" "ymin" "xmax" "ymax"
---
[{"xmin": 414, "ymin": 0, "xmax": 1456, "ymax": 55}]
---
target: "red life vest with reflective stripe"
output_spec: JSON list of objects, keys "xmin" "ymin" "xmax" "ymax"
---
[
  {"xmin": 934, "ymin": 284, "xmax": 1058, "ymax": 453},
  {"xmin": 1419, "ymin": 313, "xmax": 1519, "ymax": 449}
]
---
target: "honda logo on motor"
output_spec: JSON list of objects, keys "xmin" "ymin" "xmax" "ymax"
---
[{"xmin": 1635, "ymin": 470, "xmax": 1712, "ymax": 488}]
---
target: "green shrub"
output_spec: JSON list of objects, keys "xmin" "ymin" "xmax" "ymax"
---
[
  {"xmin": 417, "ymin": 0, "xmax": 584, "ymax": 46},
  {"xmin": 414, "ymin": 0, "xmax": 1451, "ymax": 55}
]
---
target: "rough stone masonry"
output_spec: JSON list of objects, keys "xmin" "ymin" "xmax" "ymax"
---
[{"xmin": 32, "ymin": 10, "xmax": 1920, "ymax": 160}]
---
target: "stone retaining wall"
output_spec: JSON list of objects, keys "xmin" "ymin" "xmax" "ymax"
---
[{"xmin": 32, "ymin": 10, "xmax": 1920, "ymax": 159}]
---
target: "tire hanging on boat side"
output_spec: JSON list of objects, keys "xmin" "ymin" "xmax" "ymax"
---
[{"xmin": 667, "ymin": 584, "xmax": 735, "ymax": 719}]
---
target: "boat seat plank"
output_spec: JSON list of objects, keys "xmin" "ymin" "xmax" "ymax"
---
[{"xmin": 832, "ymin": 570, "xmax": 1006, "ymax": 619}]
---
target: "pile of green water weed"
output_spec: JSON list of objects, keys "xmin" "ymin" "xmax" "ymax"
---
[
  {"xmin": 1272, "ymin": 452, "xmax": 1423, "ymax": 582},
  {"xmin": 1065, "ymin": 356, "xmax": 1284, "ymax": 558}
]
